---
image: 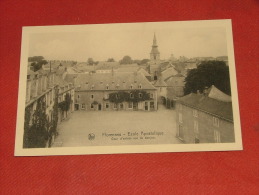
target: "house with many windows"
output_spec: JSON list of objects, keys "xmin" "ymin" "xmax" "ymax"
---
[
  {"xmin": 70, "ymin": 71, "xmax": 158, "ymax": 111},
  {"xmin": 24, "ymin": 69, "xmax": 58, "ymax": 148},
  {"xmin": 175, "ymin": 85, "xmax": 234, "ymax": 143}
]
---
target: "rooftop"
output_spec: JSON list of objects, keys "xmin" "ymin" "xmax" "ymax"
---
[
  {"xmin": 177, "ymin": 86, "xmax": 233, "ymax": 121},
  {"xmin": 71, "ymin": 72, "xmax": 156, "ymax": 91}
]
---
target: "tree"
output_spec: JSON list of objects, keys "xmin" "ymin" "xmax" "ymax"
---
[
  {"xmin": 58, "ymin": 93, "xmax": 71, "ymax": 117},
  {"xmin": 107, "ymin": 58, "xmax": 115, "ymax": 62},
  {"xmin": 184, "ymin": 61, "xmax": 231, "ymax": 95},
  {"xmin": 87, "ymin": 58, "xmax": 94, "ymax": 65},
  {"xmin": 29, "ymin": 56, "xmax": 48, "ymax": 72},
  {"xmin": 120, "ymin": 56, "xmax": 133, "ymax": 65}
]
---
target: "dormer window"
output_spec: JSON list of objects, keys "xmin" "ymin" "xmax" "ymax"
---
[
  {"xmin": 130, "ymin": 93, "xmax": 134, "ymax": 98},
  {"xmin": 91, "ymin": 85, "xmax": 94, "ymax": 90},
  {"xmin": 130, "ymin": 84, "xmax": 133, "ymax": 89},
  {"xmin": 106, "ymin": 84, "xmax": 109, "ymax": 90},
  {"xmin": 138, "ymin": 84, "xmax": 142, "ymax": 89}
]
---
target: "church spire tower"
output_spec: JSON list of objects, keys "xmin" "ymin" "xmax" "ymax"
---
[{"xmin": 150, "ymin": 33, "xmax": 160, "ymax": 61}]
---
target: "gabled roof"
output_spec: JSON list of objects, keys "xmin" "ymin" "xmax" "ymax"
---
[
  {"xmin": 177, "ymin": 87, "xmax": 233, "ymax": 121},
  {"xmin": 74, "ymin": 72, "xmax": 156, "ymax": 91},
  {"xmin": 208, "ymin": 85, "xmax": 232, "ymax": 102},
  {"xmin": 161, "ymin": 67, "xmax": 178, "ymax": 80},
  {"xmin": 153, "ymin": 78, "xmax": 167, "ymax": 87},
  {"xmin": 138, "ymin": 68, "xmax": 151, "ymax": 77}
]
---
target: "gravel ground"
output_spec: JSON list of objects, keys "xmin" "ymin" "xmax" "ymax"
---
[{"xmin": 53, "ymin": 105, "xmax": 182, "ymax": 147}]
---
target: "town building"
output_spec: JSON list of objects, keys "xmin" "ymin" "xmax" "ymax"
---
[
  {"xmin": 69, "ymin": 72, "xmax": 158, "ymax": 111},
  {"xmin": 175, "ymin": 85, "xmax": 234, "ymax": 143},
  {"xmin": 24, "ymin": 69, "xmax": 58, "ymax": 148},
  {"xmin": 165, "ymin": 73, "xmax": 185, "ymax": 108}
]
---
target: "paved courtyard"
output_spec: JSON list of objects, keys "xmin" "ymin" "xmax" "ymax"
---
[{"xmin": 53, "ymin": 105, "xmax": 182, "ymax": 147}]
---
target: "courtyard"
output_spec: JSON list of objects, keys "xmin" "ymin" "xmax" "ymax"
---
[{"xmin": 52, "ymin": 105, "xmax": 182, "ymax": 147}]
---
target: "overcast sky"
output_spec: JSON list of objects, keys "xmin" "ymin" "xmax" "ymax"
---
[{"xmin": 28, "ymin": 21, "xmax": 228, "ymax": 62}]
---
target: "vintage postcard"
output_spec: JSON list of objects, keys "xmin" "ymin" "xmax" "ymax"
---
[{"xmin": 15, "ymin": 19, "xmax": 243, "ymax": 156}]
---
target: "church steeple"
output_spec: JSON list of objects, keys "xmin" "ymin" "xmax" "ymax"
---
[{"xmin": 150, "ymin": 33, "xmax": 160, "ymax": 61}]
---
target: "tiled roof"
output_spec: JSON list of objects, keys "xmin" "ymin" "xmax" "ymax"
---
[
  {"xmin": 177, "ymin": 91, "xmax": 233, "ymax": 121},
  {"xmin": 74, "ymin": 72, "xmax": 156, "ymax": 91}
]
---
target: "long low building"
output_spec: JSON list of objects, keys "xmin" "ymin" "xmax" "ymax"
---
[
  {"xmin": 66, "ymin": 71, "xmax": 158, "ymax": 111},
  {"xmin": 175, "ymin": 85, "xmax": 234, "ymax": 143}
]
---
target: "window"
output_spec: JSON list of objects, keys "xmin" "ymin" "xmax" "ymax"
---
[
  {"xmin": 114, "ymin": 103, "xmax": 117, "ymax": 109},
  {"xmin": 130, "ymin": 93, "xmax": 134, "ymax": 98},
  {"xmin": 91, "ymin": 94, "xmax": 94, "ymax": 99},
  {"xmin": 213, "ymin": 117, "xmax": 219, "ymax": 127},
  {"xmin": 160, "ymin": 87, "xmax": 162, "ymax": 92},
  {"xmin": 106, "ymin": 103, "xmax": 109, "ymax": 109},
  {"xmin": 130, "ymin": 84, "xmax": 133, "ymax": 89},
  {"xmin": 194, "ymin": 121, "xmax": 199, "ymax": 134},
  {"xmin": 150, "ymin": 93, "xmax": 154, "ymax": 99},
  {"xmin": 104, "ymin": 94, "xmax": 109, "ymax": 99},
  {"xmin": 81, "ymin": 103, "xmax": 85, "ymax": 109},
  {"xmin": 106, "ymin": 84, "xmax": 109, "ymax": 90},
  {"xmin": 128, "ymin": 102, "xmax": 133, "ymax": 108},
  {"xmin": 77, "ymin": 95, "xmax": 80, "ymax": 99},
  {"xmin": 116, "ymin": 84, "xmax": 119, "ymax": 89},
  {"xmin": 138, "ymin": 84, "xmax": 142, "ymax": 89},
  {"xmin": 91, "ymin": 104, "xmax": 94, "ymax": 109},
  {"xmin": 139, "ymin": 93, "xmax": 142, "ymax": 98},
  {"xmin": 91, "ymin": 85, "xmax": 94, "ymax": 90},
  {"xmin": 193, "ymin": 110, "xmax": 198, "ymax": 117},
  {"xmin": 179, "ymin": 113, "xmax": 183, "ymax": 123},
  {"xmin": 214, "ymin": 130, "xmax": 221, "ymax": 143}
]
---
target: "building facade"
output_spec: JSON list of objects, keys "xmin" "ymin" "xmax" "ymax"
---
[
  {"xmin": 70, "ymin": 72, "xmax": 158, "ymax": 111},
  {"xmin": 24, "ymin": 69, "xmax": 58, "ymax": 148},
  {"xmin": 175, "ymin": 86, "xmax": 234, "ymax": 143}
]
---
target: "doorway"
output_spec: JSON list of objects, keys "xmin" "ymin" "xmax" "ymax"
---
[
  {"xmin": 98, "ymin": 104, "xmax": 102, "ymax": 111},
  {"xmin": 145, "ymin": 102, "xmax": 148, "ymax": 111}
]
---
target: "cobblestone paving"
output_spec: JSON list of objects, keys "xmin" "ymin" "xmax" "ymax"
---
[{"xmin": 52, "ymin": 105, "xmax": 182, "ymax": 147}]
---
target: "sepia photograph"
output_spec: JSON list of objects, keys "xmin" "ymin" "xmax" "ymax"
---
[{"xmin": 15, "ymin": 19, "xmax": 242, "ymax": 156}]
